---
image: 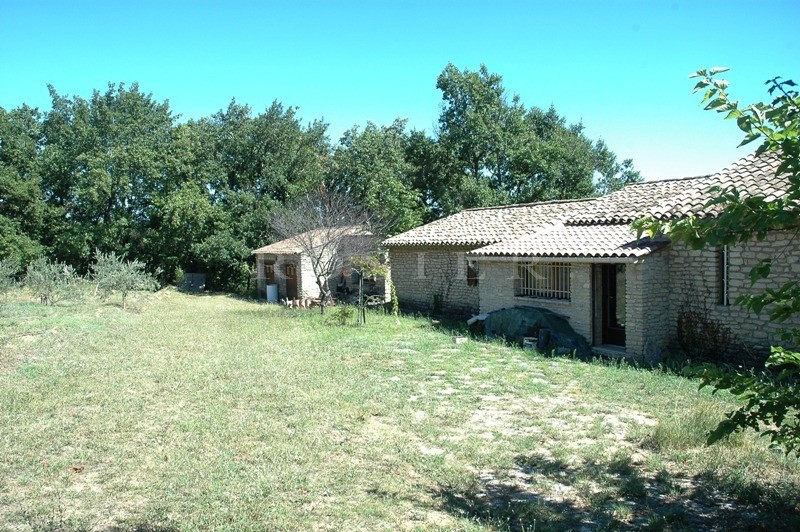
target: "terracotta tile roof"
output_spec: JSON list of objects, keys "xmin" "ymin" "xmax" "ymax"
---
[
  {"xmin": 468, "ymin": 223, "xmax": 668, "ymax": 258},
  {"xmin": 567, "ymin": 177, "xmax": 700, "ymax": 225},
  {"xmin": 645, "ymin": 151, "xmax": 787, "ymax": 221},
  {"xmin": 382, "ymin": 198, "xmax": 594, "ymax": 247},
  {"xmin": 383, "ymin": 151, "xmax": 787, "ymax": 253},
  {"xmin": 252, "ymin": 238, "xmax": 303, "ymax": 255},
  {"xmin": 253, "ymin": 226, "xmax": 368, "ymax": 255}
]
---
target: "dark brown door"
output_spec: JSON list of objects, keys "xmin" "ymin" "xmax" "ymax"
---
[
  {"xmin": 264, "ymin": 263, "xmax": 275, "ymax": 285},
  {"xmin": 601, "ymin": 264, "xmax": 626, "ymax": 346},
  {"xmin": 284, "ymin": 264, "xmax": 298, "ymax": 300}
]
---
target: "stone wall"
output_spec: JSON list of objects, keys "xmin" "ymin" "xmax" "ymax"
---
[
  {"xmin": 389, "ymin": 247, "xmax": 479, "ymax": 315},
  {"xmin": 298, "ymin": 254, "xmax": 320, "ymax": 299},
  {"xmin": 390, "ymin": 231, "xmax": 799, "ymax": 359},
  {"xmin": 625, "ymin": 254, "xmax": 671, "ymax": 362},
  {"xmin": 666, "ymin": 230, "xmax": 800, "ymax": 354},
  {"xmin": 477, "ymin": 260, "xmax": 593, "ymax": 340},
  {"xmin": 254, "ymin": 253, "xmax": 301, "ymax": 301}
]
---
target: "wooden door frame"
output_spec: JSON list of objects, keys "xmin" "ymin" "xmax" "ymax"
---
[
  {"xmin": 601, "ymin": 263, "xmax": 626, "ymax": 346},
  {"xmin": 284, "ymin": 263, "xmax": 298, "ymax": 300}
]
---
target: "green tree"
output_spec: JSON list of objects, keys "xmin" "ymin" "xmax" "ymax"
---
[
  {"xmin": 209, "ymin": 100, "xmax": 329, "ymax": 203},
  {"xmin": 330, "ymin": 119, "xmax": 425, "ymax": 233},
  {"xmin": 142, "ymin": 183, "xmax": 223, "ymax": 282},
  {"xmin": 594, "ymin": 139, "xmax": 643, "ymax": 195},
  {"xmin": 25, "ymin": 257, "xmax": 79, "ymax": 305},
  {"xmin": 635, "ymin": 68, "xmax": 800, "ymax": 453},
  {"xmin": 435, "ymin": 63, "xmax": 524, "ymax": 209},
  {"xmin": 0, "ymin": 105, "xmax": 47, "ymax": 264},
  {"xmin": 0, "ymin": 257, "xmax": 19, "ymax": 303},
  {"xmin": 38, "ymin": 83, "xmax": 178, "ymax": 268},
  {"xmin": 190, "ymin": 230, "xmax": 252, "ymax": 292},
  {"xmin": 508, "ymin": 107, "xmax": 600, "ymax": 202},
  {"xmin": 91, "ymin": 250, "xmax": 159, "ymax": 309},
  {"xmin": 404, "ymin": 130, "xmax": 456, "ymax": 221},
  {"xmin": 432, "ymin": 63, "xmax": 640, "ymax": 212}
]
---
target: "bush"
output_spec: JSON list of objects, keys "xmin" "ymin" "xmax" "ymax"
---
[
  {"xmin": 91, "ymin": 250, "xmax": 159, "ymax": 309},
  {"xmin": 25, "ymin": 257, "xmax": 80, "ymax": 305},
  {"xmin": 676, "ymin": 302, "xmax": 736, "ymax": 363},
  {"xmin": 0, "ymin": 257, "xmax": 19, "ymax": 302},
  {"xmin": 325, "ymin": 304, "xmax": 355, "ymax": 326}
]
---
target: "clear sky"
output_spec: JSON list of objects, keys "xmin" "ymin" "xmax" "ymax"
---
[{"xmin": 1, "ymin": 0, "xmax": 798, "ymax": 180}]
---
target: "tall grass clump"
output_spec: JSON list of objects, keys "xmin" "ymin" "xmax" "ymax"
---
[{"xmin": 645, "ymin": 402, "xmax": 742, "ymax": 451}]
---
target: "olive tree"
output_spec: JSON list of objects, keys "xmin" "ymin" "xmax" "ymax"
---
[
  {"xmin": 91, "ymin": 250, "xmax": 159, "ymax": 309},
  {"xmin": 25, "ymin": 257, "xmax": 80, "ymax": 305}
]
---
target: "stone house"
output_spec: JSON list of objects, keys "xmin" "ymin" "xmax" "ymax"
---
[
  {"xmin": 253, "ymin": 227, "xmax": 389, "ymax": 302},
  {"xmin": 383, "ymin": 153, "xmax": 799, "ymax": 360}
]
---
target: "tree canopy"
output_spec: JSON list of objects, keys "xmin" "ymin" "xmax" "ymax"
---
[{"xmin": 0, "ymin": 64, "xmax": 640, "ymax": 291}]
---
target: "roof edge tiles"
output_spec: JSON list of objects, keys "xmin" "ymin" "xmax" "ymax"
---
[{"xmin": 382, "ymin": 152, "xmax": 785, "ymax": 250}]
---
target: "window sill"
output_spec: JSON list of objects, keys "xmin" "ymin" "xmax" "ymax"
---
[{"xmin": 514, "ymin": 296, "xmax": 571, "ymax": 306}]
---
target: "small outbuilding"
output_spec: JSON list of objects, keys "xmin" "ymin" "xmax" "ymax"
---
[{"xmin": 252, "ymin": 227, "xmax": 390, "ymax": 303}]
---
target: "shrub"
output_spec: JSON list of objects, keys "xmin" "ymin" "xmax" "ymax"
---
[
  {"xmin": 0, "ymin": 257, "xmax": 19, "ymax": 302},
  {"xmin": 91, "ymin": 250, "xmax": 159, "ymax": 309},
  {"xmin": 325, "ymin": 304, "xmax": 355, "ymax": 326},
  {"xmin": 25, "ymin": 258, "xmax": 80, "ymax": 305},
  {"xmin": 675, "ymin": 302, "xmax": 736, "ymax": 363}
]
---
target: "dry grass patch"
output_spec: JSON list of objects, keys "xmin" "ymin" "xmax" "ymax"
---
[{"xmin": 0, "ymin": 291, "xmax": 798, "ymax": 530}]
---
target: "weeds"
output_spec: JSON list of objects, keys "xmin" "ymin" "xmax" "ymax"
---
[
  {"xmin": 325, "ymin": 303, "xmax": 355, "ymax": 326},
  {"xmin": 644, "ymin": 402, "xmax": 739, "ymax": 451}
]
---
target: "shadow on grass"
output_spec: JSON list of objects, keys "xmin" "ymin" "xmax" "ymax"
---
[{"xmin": 431, "ymin": 454, "xmax": 800, "ymax": 531}]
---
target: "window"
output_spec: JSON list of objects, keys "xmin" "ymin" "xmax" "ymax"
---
[
  {"xmin": 718, "ymin": 245, "xmax": 729, "ymax": 306},
  {"xmin": 467, "ymin": 263, "xmax": 479, "ymax": 287},
  {"xmin": 517, "ymin": 262, "xmax": 571, "ymax": 300}
]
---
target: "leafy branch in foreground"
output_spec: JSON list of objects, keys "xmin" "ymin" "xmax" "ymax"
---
[
  {"xmin": 91, "ymin": 250, "xmax": 160, "ymax": 309},
  {"xmin": 635, "ymin": 68, "xmax": 800, "ymax": 454}
]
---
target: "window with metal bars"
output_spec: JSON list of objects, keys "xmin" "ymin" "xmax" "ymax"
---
[{"xmin": 516, "ymin": 262, "xmax": 571, "ymax": 300}]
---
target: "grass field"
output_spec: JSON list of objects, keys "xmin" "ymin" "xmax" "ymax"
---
[{"xmin": 1, "ymin": 290, "xmax": 799, "ymax": 530}]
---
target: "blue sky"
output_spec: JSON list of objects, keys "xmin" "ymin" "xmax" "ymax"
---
[{"xmin": 1, "ymin": 0, "xmax": 798, "ymax": 180}]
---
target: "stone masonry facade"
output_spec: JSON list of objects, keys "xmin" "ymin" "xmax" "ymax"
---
[
  {"xmin": 389, "ymin": 247, "xmax": 479, "ymax": 316},
  {"xmin": 471, "ymin": 230, "xmax": 800, "ymax": 361},
  {"xmin": 667, "ymin": 230, "xmax": 800, "ymax": 354},
  {"xmin": 478, "ymin": 260, "xmax": 593, "ymax": 340}
]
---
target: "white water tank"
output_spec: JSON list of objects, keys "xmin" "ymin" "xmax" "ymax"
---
[{"xmin": 266, "ymin": 284, "xmax": 279, "ymax": 303}]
